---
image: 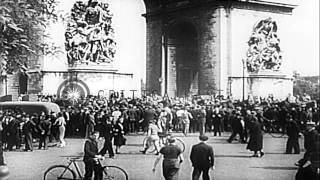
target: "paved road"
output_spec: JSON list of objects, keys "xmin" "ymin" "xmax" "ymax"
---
[{"xmin": 4, "ymin": 132, "xmax": 303, "ymax": 180}]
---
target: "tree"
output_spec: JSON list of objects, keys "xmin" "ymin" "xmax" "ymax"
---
[{"xmin": 0, "ymin": 0, "xmax": 58, "ymax": 75}]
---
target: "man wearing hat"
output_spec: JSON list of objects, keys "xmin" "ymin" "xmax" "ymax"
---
[
  {"xmin": 152, "ymin": 137, "xmax": 184, "ymax": 180},
  {"xmin": 190, "ymin": 135, "xmax": 215, "ymax": 180},
  {"xmin": 295, "ymin": 121, "xmax": 318, "ymax": 167}
]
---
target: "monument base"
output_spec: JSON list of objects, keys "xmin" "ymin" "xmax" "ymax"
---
[{"xmin": 247, "ymin": 70, "xmax": 293, "ymax": 100}]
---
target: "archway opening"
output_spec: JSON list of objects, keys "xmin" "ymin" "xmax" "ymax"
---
[{"xmin": 168, "ymin": 22, "xmax": 199, "ymax": 97}]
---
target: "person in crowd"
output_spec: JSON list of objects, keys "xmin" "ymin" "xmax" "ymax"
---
[
  {"xmin": 111, "ymin": 106, "xmax": 121, "ymax": 125},
  {"xmin": 295, "ymin": 121, "xmax": 318, "ymax": 167},
  {"xmin": 55, "ymin": 112, "xmax": 67, "ymax": 147},
  {"xmin": 127, "ymin": 104, "xmax": 137, "ymax": 133},
  {"xmin": 140, "ymin": 119, "xmax": 161, "ymax": 155},
  {"xmin": 246, "ymin": 111, "xmax": 264, "ymax": 157},
  {"xmin": 38, "ymin": 114, "xmax": 52, "ymax": 150},
  {"xmin": 190, "ymin": 106, "xmax": 199, "ymax": 133},
  {"xmin": 47, "ymin": 111, "xmax": 57, "ymax": 143},
  {"xmin": 152, "ymin": 137, "xmax": 184, "ymax": 180},
  {"xmin": 243, "ymin": 109, "xmax": 253, "ymax": 142},
  {"xmin": 285, "ymin": 115, "xmax": 300, "ymax": 154},
  {"xmin": 83, "ymin": 131, "xmax": 104, "ymax": 180},
  {"xmin": 190, "ymin": 135, "xmax": 215, "ymax": 180},
  {"xmin": 22, "ymin": 114, "xmax": 35, "ymax": 151},
  {"xmin": 0, "ymin": 114, "xmax": 5, "ymax": 165},
  {"xmin": 142, "ymin": 103, "xmax": 157, "ymax": 133},
  {"xmin": 1, "ymin": 112, "xmax": 11, "ymax": 150},
  {"xmin": 198, "ymin": 106, "xmax": 207, "ymax": 136},
  {"xmin": 205, "ymin": 106, "xmax": 213, "ymax": 132},
  {"xmin": 227, "ymin": 110, "xmax": 245, "ymax": 143},
  {"xmin": 113, "ymin": 117, "xmax": 126, "ymax": 154},
  {"xmin": 99, "ymin": 117, "xmax": 114, "ymax": 158},
  {"xmin": 295, "ymin": 124, "xmax": 320, "ymax": 180},
  {"xmin": 212, "ymin": 106, "xmax": 223, "ymax": 136},
  {"xmin": 180, "ymin": 106, "xmax": 193, "ymax": 137},
  {"xmin": 175, "ymin": 106, "xmax": 184, "ymax": 132},
  {"xmin": 85, "ymin": 111, "xmax": 96, "ymax": 139},
  {"xmin": 7, "ymin": 113, "xmax": 21, "ymax": 151}
]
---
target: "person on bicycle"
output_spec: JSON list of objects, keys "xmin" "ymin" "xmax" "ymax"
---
[
  {"xmin": 140, "ymin": 119, "xmax": 161, "ymax": 155},
  {"xmin": 83, "ymin": 131, "xmax": 104, "ymax": 180}
]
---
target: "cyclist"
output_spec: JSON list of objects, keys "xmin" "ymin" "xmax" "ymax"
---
[
  {"xmin": 83, "ymin": 131, "xmax": 104, "ymax": 180},
  {"xmin": 140, "ymin": 119, "xmax": 161, "ymax": 155}
]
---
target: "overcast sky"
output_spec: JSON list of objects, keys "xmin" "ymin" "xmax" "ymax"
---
[
  {"xmin": 109, "ymin": 0, "xmax": 319, "ymax": 77},
  {"xmin": 54, "ymin": 0, "xmax": 319, "ymax": 78},
  {"xmin": 289, "ymin": 0, "xmax": 319, "ymax": 76}
]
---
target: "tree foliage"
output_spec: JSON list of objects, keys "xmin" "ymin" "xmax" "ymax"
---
[
  {"xmin": 0, "ymin": 0, "xmax": 58, "ymax": 75},
  {"xmin": 293, "ymin": 75, "xmax": 320, "ymax": 100}
]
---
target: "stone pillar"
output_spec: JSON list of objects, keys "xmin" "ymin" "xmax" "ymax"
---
[
  {"xmin": 167, "ymin": 46, "xmax": 177, "ymax": 97},
  {"xmin": 146, "ymin": 18, "xmax": 162, "ymax": 95},
  {"xmin": 198, "ymin": 8, "xmax": 220, "ymax": 95}
]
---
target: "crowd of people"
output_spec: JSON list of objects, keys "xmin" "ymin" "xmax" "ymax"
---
[{"xmin": 0, "ymin": 92, "xmax": 319, "ymax": 179}]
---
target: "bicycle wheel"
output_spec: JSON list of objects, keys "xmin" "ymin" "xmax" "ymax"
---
[
  {"xmin": 269, "ymin": 122, "xmax": 285, "ymax": 138},
  {"xmin": 142, "ymin": 136, "xmax": 156, "ymax": 153},
  {"xmin": 103, "ymin": 166, "xmax": 128, "ymax": 180},
  {"xmin": 43, "ymin": 165, "xmax": 76, "ymax": 180},
  {"xmin": 175, "ymin": 138, "xmax": 185, "ymax": 152}
]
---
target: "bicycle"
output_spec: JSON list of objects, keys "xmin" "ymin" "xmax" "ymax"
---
[
  {"xmin": 142, "ymin": 132, "xmax": 185, "ymax": 153},
  {"xmin": 263, "ymin": 119, "xmax": 286, "ymax": 138},
  {"xmin": 43, "ymin": 156, "xmax": 128, "ymax": 180}
]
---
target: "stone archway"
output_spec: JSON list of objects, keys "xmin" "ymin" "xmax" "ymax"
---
[{"xmin": 167, "ymin": 21, "xmax": 199, "ymax": 97}]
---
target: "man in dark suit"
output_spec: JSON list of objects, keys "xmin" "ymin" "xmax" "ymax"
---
[
  {"xmin": 99, "ymin": 117, "xmax": 114, "ymax": 158},
  {"xmin": 38, "ymin": 115, "xmax": 52, "ymax": 150},
  {"xmin": 83, "ymin": 131, "xmax": 104, "ymax": 180},
  {"xmin": 22, "ymin": 115, "xmax": 35, "ymax": 151},
  {"xmin": 190, "ymin": 135, "xmax": 215, "ymax": 180}
]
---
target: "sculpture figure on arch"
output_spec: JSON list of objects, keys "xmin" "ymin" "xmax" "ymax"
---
[
  {"xmin": 65, "ymin": 0, "xmax": 116, "ymax": 66},
  {"xmin": 245, "ymin": 17, "xmax": 282, "ymax": 73}
]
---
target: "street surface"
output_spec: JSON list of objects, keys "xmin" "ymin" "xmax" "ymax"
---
[{"xmin": 4, "ymin": 132, "xmax": 302, "ymax": 180}]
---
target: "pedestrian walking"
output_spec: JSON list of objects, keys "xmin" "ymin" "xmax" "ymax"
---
[
  {"xmin": 285, "ymin": 115, "xmax": 300, "ymax": 154},
  {"xmin": 246, "ymin": 111, "xmax": 264, "ymax": 157},
  {"xmin": 55, "ymin": 112, "xmax": 66, "ymax": 147},
  {"xmin": 190, "ymin": 135, "xmax": 215, "ymax": 180},
  {"xmin": 227, "ymin": 111, "xmax": 245, "ymax": 143},
  {"xmin": 152, "ymin": 137, "xmax": 184, "ymax": 180},
  {"xmin": 113, "ymin": 118, "xmax": 126, "ymax": 154},
  {"xmin": 99, "ymin": 117, "xmax": 114, "ymax": 158}
]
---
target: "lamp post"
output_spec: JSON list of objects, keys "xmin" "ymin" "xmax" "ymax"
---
[{"xmin": 242, "ymin": 59, "xmax": 246, "ymax": 101}]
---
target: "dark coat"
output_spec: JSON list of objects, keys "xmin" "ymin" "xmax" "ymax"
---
[
  {"xmin": 190, "ymin": 142, "xmax": 214, "ymax": 169},
  {"xmin": 83, "ymin": 136, "xmax": 98, "ymax": 162},
  {"xmin": 113, "ymin": 123, "xmax": 125, "ymax": 146},
  {"xmin": 22, "ymin": 120, "xmax": 35, "ymax": 135},
  {"xmin": 38, "ymin": 119, "xmax": 52, "ymax": 136},
  {"xmin": 286, "ymin": 120, "xmax": 300, "ymax": 139},
  {"xmin": 247, "ymin": 118, "xmax": 263, "ymax": 151}
]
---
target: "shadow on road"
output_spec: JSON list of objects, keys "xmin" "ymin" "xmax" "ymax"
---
[
  {"xmin": 215, "ymin": 154, "xmax": 251, "ymax": 158},
  {"xmin": 251, "ymin": 166, "xmax": 298, "ymax": 170}
]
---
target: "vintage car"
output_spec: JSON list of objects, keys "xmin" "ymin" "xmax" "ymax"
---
[{"xmin": 0, "ymin": 101, "xmax": 61, "ymax": 115}]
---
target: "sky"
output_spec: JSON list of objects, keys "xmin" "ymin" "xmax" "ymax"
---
[
  {"xmin": 108, "ymin": 0, "xmax": 319, "ymax": 77},
  {"xmin": 51, "ymin": 0, "xmax": 319, "ymax": 80},
  {"xmin": 289, "ymin": 0, "xmax": 319, "ymax": 76}
]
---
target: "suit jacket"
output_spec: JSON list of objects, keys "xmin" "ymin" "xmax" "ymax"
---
[{"xmin": 190, "ymin": 142, "xmax": 214, "ymax": 169}]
